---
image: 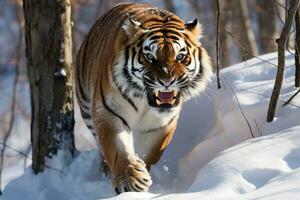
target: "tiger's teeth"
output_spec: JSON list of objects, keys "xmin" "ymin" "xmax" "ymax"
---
[
  {"xmin": 173, "ymin": 90, "xmax": 178, "ymax": 97},
  {"xmin": 154, "ymin": 90, "xmax": 159, "ymax": 97},
  {"xmin": 156, "ymin": 99, "xmax": 162, "ymax": 105}
]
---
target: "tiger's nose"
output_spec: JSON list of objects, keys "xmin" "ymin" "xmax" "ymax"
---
[{"xmin": 160, "ymin": 77, "xmax": 175, "ymax": 87}]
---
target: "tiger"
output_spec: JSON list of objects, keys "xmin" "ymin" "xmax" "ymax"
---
[{"xmin": 75, "ymin": 2, "xmax": 212, "ymax": 194}]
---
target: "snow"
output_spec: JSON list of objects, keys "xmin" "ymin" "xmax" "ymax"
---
[
  {"xmin": 53, "ymin": 69, "xmax": 67, "ymax": 77},
  {"xmin": 1, "ymin": 52, "xmax": 300, "ymax": 200}
]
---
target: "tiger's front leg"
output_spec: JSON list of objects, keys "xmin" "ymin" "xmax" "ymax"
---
[{"xmin": 94, "ymin": 111, "xmax": 152, "ymax": 193}]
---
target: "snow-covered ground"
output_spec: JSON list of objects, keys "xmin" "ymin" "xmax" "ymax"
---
[{"xmin": 2, "ymin": 52, "xmax": 300, "ymax": 200}]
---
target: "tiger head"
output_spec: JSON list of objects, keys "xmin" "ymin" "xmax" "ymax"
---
[{"xmin": 115, "ymin": 11, "xmax": 212, "ymax": 111}]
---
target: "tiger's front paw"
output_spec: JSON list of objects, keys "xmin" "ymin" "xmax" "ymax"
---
[{"xmin": 113, "ymin": 158, "xmax": 152, "ymax": 194}]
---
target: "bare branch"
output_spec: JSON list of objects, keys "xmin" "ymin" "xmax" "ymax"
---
[
  {"xmin": 224, "ymin": 29, "xmax": 278, "ymax": 68},
  {"xmin": 223, "ymin": 77, "xmax": 255, "ymax": 138},
  {"xmin": 216, "ymin": 0, "xmax": 221, "ymax": 89},
  {"xmin": 275, "ymin": 1, "xmax": 287, "ymax": 26},
  {"xmin": 285, "ymin": 0, "xmax": 290, "ymax": 49},
  {"xmin": 0, "ymin": 143, "xmax": 66, "ymax": 176},
  {"xmin": 0, "ymin": 143, "xmax": 29, "ymax": 160},
  {"xmin": 295, "ymin": 7, "xmax": 300, "ymax": 87},
  {"xmin": 283, "ymin": 89, "xmax": 300, "ymax": 106},
  {"xmin": 23, "ymin": 145, "xmax": 31, "ymax": 170},
  {"xmin": 254, "ymin": 119, "xmax": 263, "ymax": 137},
  {"xmin": 240, "ymin": 88, "xmax": 300, "ymax": 109},
  {"xmin": 274, "ymin": 0, "xmax": 287, "ymax": 11}
]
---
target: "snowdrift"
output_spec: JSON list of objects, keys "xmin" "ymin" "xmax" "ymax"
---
[{"xmin": 2, "ymin": 52, "xmax": 300, "ymax": 200}]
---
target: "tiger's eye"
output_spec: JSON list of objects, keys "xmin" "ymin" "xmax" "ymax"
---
[
  {"xmin": 145, "ymin": 53, "xmax": 154, "ymax": 61},
  {"xmin": 176, "ymin": 54, "xmax": 185, "ymax": 61}
]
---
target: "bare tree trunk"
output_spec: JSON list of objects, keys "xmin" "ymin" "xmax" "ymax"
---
[
  {"xmin": 295, "ymin": 8, "xmax": 300, "ymax": 87},
  {"xmin": 285, "ymin": 0, "xmax": 292, "ymax": 49},
  {"xmin": 23, "ymin": 0, "xmax": 75, "ymax": 173},
  {"xmin": 255, "ymin": 0, "xmax": 278, "ymax": 53},
  {"xmin": 232, "ymin": 0, "xmax": 259, "ymax": 60},
  {"xmin": 164, "ymin": 0, "xmax": 176, "ymax": 13},
  {"xmin": 267, "ymin": 0, "xmax": 300, "ymax": 122},
  {"xmin": 216, "ymin": 0, "xmax": 221, "ymax": 88},
  {"xmin": 219, "ymin": 1, "xmax": 230, "ymax": 67},
  {"xmin": 211, "ymin": 0, "xmax": 230, "ymax": 67}
]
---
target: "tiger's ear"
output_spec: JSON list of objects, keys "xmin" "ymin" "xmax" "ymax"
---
[
  {"xmin": 185, "ymin": 18, "xmax": 202, "ymax": 38},
  {"xmin": 122, "ymin": 17, "xmax": 147, "ymax": 36}
]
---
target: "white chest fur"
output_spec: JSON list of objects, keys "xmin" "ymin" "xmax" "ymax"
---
[
  {"xmin": 105, "ymin": 87, "xmax": 180, "ymax": 159},
  {"xmin": 132, "ymin": 104, "xmax": 180, "ymax": 159}
]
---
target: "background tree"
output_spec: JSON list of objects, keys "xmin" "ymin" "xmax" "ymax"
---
[
  {"xmin": 217, "ymin": 1, "xmax": 230, "ymax": 67},
  {"xmin": 283, "ymin": 6, "xmax": 300, "ymax": 107},
  {"xmin": 164, "ymin": 0, "xmax": 175, "ymax": 13},
  {"xmin": 216, "ymin": 0, "xmax": 221, "ymax": 88},
  {"xmin": 267, "ymin": 0, "xmax": 300, "ymax": 122},
  {"xmin": 295, "ymin": 8, "xmax": 300, "ymax": 87},
  {"xmin": 187, "ymin": 0, "xmax": 218, "ymax": 66},
  {"xmin": 231, "ymin": 0, "xmax": 258, "ymax": 61},
  {"xmin": 1, "ymin": 0, "xmax": 299, "ymax": 188},
  {"xmin": 23, "ymin": 0, "xmax": 75, "ymax": 173},
  {"xmin": 255, "ymin": 0, "xmax": 278, "ymax": 53}
]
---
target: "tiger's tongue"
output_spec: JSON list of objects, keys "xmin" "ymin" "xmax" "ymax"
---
[{"xmin": 157, "ymin": 91, "xmax": 174, "ymax": 102}]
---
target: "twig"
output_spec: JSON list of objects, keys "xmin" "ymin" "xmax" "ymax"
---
[
  {"xmin": 224, "ymin": 29, "xmax": 278, "ymax": 68},
  {"xmin": 276, "ymin": 10, "xmax": 285, "ymax": 26},
  {"xmin": 216, "ymin": 0, "xmax": 221, "ymax": 89},
  {"xmin": 275, "ymin": 0, "xmax": 286, "ymax": 26},
  {"xmin": 283, "ymin": 89, "xmax": 300, "ymax": 106},
  {"xmin": 254, "ymin": 119, "xmax": 263, "ymax": 137},
  {"xmin": 0, "ymin": 143, "xmax": 66, "ymax": 176},
  {"xmin": 0, "ymin": 143, "xmax": 29, "ymax": 159},
  {"xmin": 223, "ymin": 77, "xmax": 255, "ymax": 138},
  {"xmin": 23, "ymin": 145, "xmax": 31, "ymax": 170},
  {"xmin": 274, "ymin": 0, "xmax": 288, "ymax": 11},
  {"xmin": 287, "ymin": 46, "xmax": 296, "ymax": 56},
  {"xmin": 240, "ymin": 88, "xmax": 300, "ymax": 109}
]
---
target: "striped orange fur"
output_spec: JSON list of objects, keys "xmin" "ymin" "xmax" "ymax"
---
[{"xmin": 75, "ymin": 3, "xmax": 212, "ymax": 193}]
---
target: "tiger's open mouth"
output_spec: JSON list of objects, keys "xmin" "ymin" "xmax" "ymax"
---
[
  {"xmin": 148, "ymin": 89, "xmax": 180, "ymax": 109},
  {"xmin": 154, "ymin": 90, "xmax": 178, "ymax": 105}
]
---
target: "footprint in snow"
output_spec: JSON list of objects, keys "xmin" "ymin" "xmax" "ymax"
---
[
  {"xmin": 241, "ymin": 168, "xmax": 281, "ymax": 189},
  {"xmin": 283, "ymin": 147, "xmax": 300, "ymax": 170}
]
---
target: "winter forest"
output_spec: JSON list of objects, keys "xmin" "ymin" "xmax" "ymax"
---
[{"xmin": 1, "ymin": 0, "xmax": 300, "ymax": 199}]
